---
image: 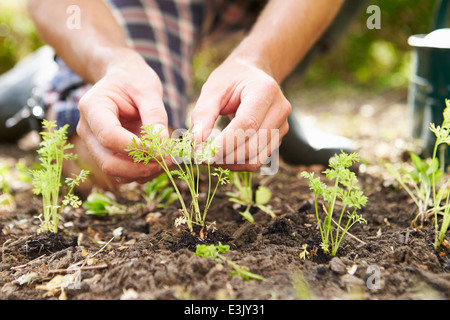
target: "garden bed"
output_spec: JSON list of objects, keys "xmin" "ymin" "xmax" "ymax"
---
[{"xmin": 1, "ymin": 91, "xmax": 450, "ymax": 300}]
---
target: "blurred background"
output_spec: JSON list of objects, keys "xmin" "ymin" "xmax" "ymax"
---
[
  {"xmin": 0, "ymin": 0, "xmax": 445, "ymax": 168},
  {"xmin": 0, "ymin": 0, "xmax": 439, "ymax": 93}
]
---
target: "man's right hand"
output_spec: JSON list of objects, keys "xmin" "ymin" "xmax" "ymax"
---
[{"xmin": 76, "ymin": 49, "xmax": 170, "ymax": 184}]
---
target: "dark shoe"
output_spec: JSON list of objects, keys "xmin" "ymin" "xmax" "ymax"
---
[
  {"xmin": 279, "ymin": 113, "xmax": 355, "ymax": 166},
  {"xmin": 0, "ymin": 46, "xmax": 56, "ymax": 143}
]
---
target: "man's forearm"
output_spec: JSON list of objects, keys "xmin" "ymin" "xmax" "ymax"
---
[
  {"xmin": 28, "ymin": 0, "xmax": 132, "ymax": 83},
  {"xmin": 230, "ymin": 0, "xmax": 345, "ymax": 84}
]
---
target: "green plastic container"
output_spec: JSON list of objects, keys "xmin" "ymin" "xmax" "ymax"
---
[{"xmin": 408, "ymin": 0, "xmax": 450, "ymax": 164}]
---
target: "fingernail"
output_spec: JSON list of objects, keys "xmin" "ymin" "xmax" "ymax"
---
[
  {"xmin": 191, "ymin": 123, "xmax": 202, "ymax": 134},
  {"xmin": 152, "ymin": 124, "xmax": 168, "ymax": 136}
]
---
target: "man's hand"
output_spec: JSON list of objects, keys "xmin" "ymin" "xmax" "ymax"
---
[
  {"xmin": 191, "ymin": 56, "xmax": 291, "ymax": 172},
  {"xmin": 76, "ymin": 50, "xmax": 170, "ymax": 183},
  {"xmin": 191, "ymin": 0, "xmax": 343, "ymax": 172}
]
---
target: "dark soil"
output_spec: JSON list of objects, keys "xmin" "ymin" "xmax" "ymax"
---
[{"xmin": 1, "ymin": 91, "xmax": 450, "ymax": 301}]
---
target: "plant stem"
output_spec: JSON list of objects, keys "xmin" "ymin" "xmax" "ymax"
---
[
  {"xmin": 325, "ymin": 176, "xmax": 340, "ymax": 251},
  {"xmin": 334, "ymin": 204, "xmax": 347, "ymax": 252},
  {"xmin": 158, "ymin": 154, "xmax": 193, "ymax": 231},
  {"xmin": 314, "ymin": 195, "xmax": 324, "ymax": 241}
]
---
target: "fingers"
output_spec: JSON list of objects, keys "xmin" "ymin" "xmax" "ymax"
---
[
  {"xmin": 76, "ymin": 77, "xmax": 170, "ymax": 182},
  {"xmin": 78, "ymin": 89, "xmax": 138, "ymax": 156},
  {"xmin": 190, "ymin": 81, "xmax": 225, "ymax": 142},
  {"xmin": 77, "ymin": 114, "xmax": 164, "ymax": 181},
  {"xmin": 214, "ymin": 119, "xmax": 288, "ymax": 171},
  {"xmin": 212, "ymin": 81, "xmax": 291, "ymax": 170},
  {"xmin": 133, "ymin": 90, "xmax": 170, "ymax": 138}
]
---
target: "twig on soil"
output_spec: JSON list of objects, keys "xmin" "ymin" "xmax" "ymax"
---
[
  {"xmin": 48, "ymin": 238, "xmax": 118, "ymax": 274},
  {"xmin": 331, "ymin": 218, "xmax": 366, "ymax": 245},
  {"xmin": 66, "ymin": 236, "xmax": 115, "ymax": 271},
  {"xmin": 47, "ymin": 263, "xmax": 110, "ymax": 274},
  {"xmin": 10, "ymin": 254, "xmax": 46, "ymax": 270},
  {"xmin": 92, "ymin": 236, "xmax": 115, "ymax": 257}
]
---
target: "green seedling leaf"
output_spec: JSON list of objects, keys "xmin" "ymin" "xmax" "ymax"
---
[
  {"xmin": 255, "ymin": 186, "xmax": 271, "ymax": 205},
  {"xmin": 83, "ymin": 193, "xmax": 111, "ymax": 215},
  {"xmin": 194, "ymin": 243, "xmax": 263, "ymax": 281},
  {"xmin": 194, "ymin": 242, "xmax": 230, "ymax": 261},
  {"xmin": 227, "ymin": 172, "xmax": 274, "ymax": 222},
  {"xmin": 229, "ymin": 264, "xmax": 265, "ymax": 281},
  {"xmin": 143, "ymin": 173, "xmax": 178, "ymax": 210},
  {"xmin": 239, "ymin": 207, "xmax": 255, "ymax": 223},
  {"xmin": 83, "ymin": 192, "xmax": 127, "ymax": 216}
]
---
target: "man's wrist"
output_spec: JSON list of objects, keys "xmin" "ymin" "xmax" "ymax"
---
[
  {"xmin": 87, "ymin": 45, "xmax": 142, "ymax": 83},
  {"xmin": 227, "ymin": 42, "xmax": 278, "ymax": 82}
]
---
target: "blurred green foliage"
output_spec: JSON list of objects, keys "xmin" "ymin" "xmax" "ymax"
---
[
  {"xmin": 300, "ymin": 0, "xmax": 440, "ymax": 91},
  {"xmin": 194, "ymin": 0, "xmax": 441, "ymax": 92},
  {"xmin": 0, "ymin": 0, "xmax": 42, "ymax": 74},
  {"xmin": 0, "ymin": 0, "xmax": 443, "ymax": 93}
]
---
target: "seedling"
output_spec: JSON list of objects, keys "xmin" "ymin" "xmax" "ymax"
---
[
  {"xmin": 386, "ymin": 153, "xmax": 442, "ymax": 226},
  {"xmin": 194, "ymin": 242, "xmax": 264, "ymax": 281},
  {"xmin": 0, "ymin": 162, "xmax": 13, "ymax": 206},
  {"xmin": 298, "ymin": 244, "xmax": 310, "ymax": 260},
  {"xmin": 30, "ymin": 120, "xmax": 89, "ymax": 234},
  {"xmin": 301, "ymin": 151, "xmax": 367, "ymax": 256},
  {"xmin": 82, "ymin": 192, "xmax": 127, "ymax": 216},
  {"xmin": 423, "ymin": 99, "xmax": 450, "ymax": 249},
  {"xmin": 15, "ymin": 159, "xmax": 33, "ymax": 184},
  {"xmin": 0, "ymin": 162, "xmax": 11, "ymax": 194},
  {"xmin": 388, "ymin": 99, "xmax": 450, "ymax": 248},
  {"xmin": 142, "ymin": 173, "xmax": 178, "ymax": 211},
  {"xmin": 127, "ymin": 125, "xmax": 229, "ymax": 235},
  {"xmin": 226, "ymin": 171, "xmax": 275, "ymax": 222}
]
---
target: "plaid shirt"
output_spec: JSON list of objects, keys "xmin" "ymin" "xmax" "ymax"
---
[{"xmin": 43, "ymin": 0, "xmax": 266, "ymax": 133}]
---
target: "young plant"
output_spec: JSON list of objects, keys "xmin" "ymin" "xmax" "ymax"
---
[
  {"xmin": 127, "ymin": 125, "xmax": 229, "ymax": 235},
  {"xmin": 386, "ymin": 152, "xmax": 442, "ymax": 226},
  {"xmin": 15, "ymin": 159, "xmax": 33, "ymax": 184},
  {"xmin": 387, "ymin": 99, "xmax": 450, "ymax": 249},
  {"xmin": 0, "ymin": 162, "xmax": 11, "ymax": 194},
  {"xmin": 301, "ymin": 151, "xmax": 368, "ymax": 256},
  {"xmin": 428, "ymin": 99, "xmax": 450, "ymax": 248},
  {"xmin": 82, "ymin": 192, "xmax": 127, "ymax": 216},
  {"xmin": 194, "ymin": 242, "xmax": 264, "ymax": 281},
  {"xmin": 30, "ymin": 120, "xmax": 89, "ymax": 234},
  {"xmin": 142, "ymin": 173, "xmax": 178, "ymax": 211},
  {"xmin": 226, "ymin": 171, "xmax": 275, "ymax": 222},
  {"xmin": 0, "ymin": 162, "xmax": 13, "ymax": 206}
]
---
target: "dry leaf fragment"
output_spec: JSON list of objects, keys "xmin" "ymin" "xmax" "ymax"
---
[
  {"xmin": 14, "ymin": 272, "xmax": 39, "ymax": 286},
  {"xmin": 36, "ymin": 273, "xmax": 79, "ymax": 297}
]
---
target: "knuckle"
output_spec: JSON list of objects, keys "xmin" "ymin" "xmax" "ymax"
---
[
  {"xmin": 282, "ymin": 122, "xmax": 290, "ymax": 137},
  {"xmin": 77, "ymin": 93, "xmax": 91, "ymax": 112},
  {"xmin": 97, "ymin": 128, "xmax": 114, "ymax": 149},
  {"xmin": 283, "ymin": 100, "xmax": 292, "ymax": 116},
  {"xmin": 260, "ymin": 76, "xmax": 279, "ymax": 93},
  {"xmin": 244, "ymin": 114, "xmax": 260, "ymax": 132},
  {"xmin": 99, "ymin": 158, "xmax": 114, "ymax": 176},
  {"xmin": 75, "ymin": 122, "xmax": 84, "ymax": 138}
]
